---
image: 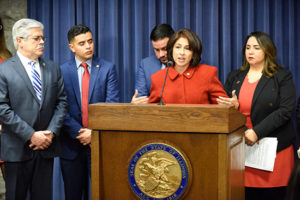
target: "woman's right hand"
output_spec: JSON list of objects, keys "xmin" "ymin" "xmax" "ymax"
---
[{"xmin": 245, "ymin": 129, "xmax": 258, "ymax": 146}]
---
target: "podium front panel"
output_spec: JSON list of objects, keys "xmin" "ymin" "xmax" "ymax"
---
[{"xmin": 91, "ymin": 130, "xmax": 244, "ymax": 200}]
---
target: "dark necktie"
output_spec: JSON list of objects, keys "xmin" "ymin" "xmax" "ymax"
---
[{"xmin": 81, "ymin": 62, "xmax": 89, "ymax": 128}]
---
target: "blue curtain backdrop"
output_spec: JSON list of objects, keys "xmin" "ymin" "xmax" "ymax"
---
[
  {"xmin": 27, "ymin": 0, "xmax": 300, "ymax": 199},
  {"xmin": 28, "ymin": 0, "xmax": 300, "ymax": 102}
]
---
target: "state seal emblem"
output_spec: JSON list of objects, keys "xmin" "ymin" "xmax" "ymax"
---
[{"xmin": 128, "ymin": 143, "xmax": 191, "ymax": 200}]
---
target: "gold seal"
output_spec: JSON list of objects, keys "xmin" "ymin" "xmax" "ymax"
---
[{"xmin": 134, "ymin": 150, "xmax": 182, "ymax": 198}]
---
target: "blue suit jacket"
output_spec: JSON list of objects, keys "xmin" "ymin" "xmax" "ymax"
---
[
  {"xmin": 60, "ymin": 57, "xmax": 120, "ymax": 159},
  {"xmin": 135, "ymin": 55, "xmax": 162, "ymax": 97},
  {"xmin": 0, "ymin": 55, "xmax": 68, "ymax": 162}
]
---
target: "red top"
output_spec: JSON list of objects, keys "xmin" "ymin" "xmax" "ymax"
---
[
  {"xmin": 148, "ymin": 64, "xmax": 228, "ymax": 104},
  {"xmin": 239, "ymin": 74, "xmax": 294, "ymax": 187}
]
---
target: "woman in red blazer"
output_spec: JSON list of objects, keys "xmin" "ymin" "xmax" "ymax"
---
[
  {"xmin": 148, "ymin": 29, "xmax": 228, "ymax": 104},
  {"xmin": 219, "ymin": 31, "xmax": 296, "ymax": 200}
]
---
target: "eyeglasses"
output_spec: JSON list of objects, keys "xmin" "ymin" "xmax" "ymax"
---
[
  {"xmin": 20, "ymin": 36, "xmax": 47, "ymax": 42},
  {"xmin": 29, "ymin": 36, "xmax": 47, "ymax": 42}
]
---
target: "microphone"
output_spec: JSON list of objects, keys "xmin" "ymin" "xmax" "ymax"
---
[
  {"xmin": 166, "ymin": 60, "xmax": 174, "ymax": 68},
  {"xmin": 158, "ymin": 60, "xmax": 174, "ymax": 105}
]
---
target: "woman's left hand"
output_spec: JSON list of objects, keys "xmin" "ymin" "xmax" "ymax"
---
[
  {"xmin": 245, "ymin": 129, "xmax": 258, "ymax": 146},
  {"xmin": 217, "ymin": 90, "xmax": 239, "ymax": 109}
]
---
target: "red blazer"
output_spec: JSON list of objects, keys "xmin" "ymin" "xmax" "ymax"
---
[{"xmin": 148, "ymin": 64, "xmax": 228, "ymax": 104}]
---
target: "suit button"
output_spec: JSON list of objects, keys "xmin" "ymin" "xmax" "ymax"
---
[
  {"xmin": 272, "ymin": 88, "xmax": 276, "ymax": 92},
  {"xmin": 269, "ymin": 103, "xmax": 273, "ymax": 107}
]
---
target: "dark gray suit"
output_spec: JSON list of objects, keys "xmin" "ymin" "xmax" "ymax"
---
[{"xmin": 0, "ymin": 54, "xmax": 68, "ymax": 199}]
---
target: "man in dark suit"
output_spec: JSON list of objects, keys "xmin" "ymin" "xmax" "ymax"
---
[
  {"xmin": 131, "ymin": 24, "xmax": 174, "ymax": 103},
  {"xmin": 0, "ymin": 18, "xmax": 68, "ymax": 200},
  {"xmin": 60, "ymin": 24, "xmax": 120, "ymax": 200}
]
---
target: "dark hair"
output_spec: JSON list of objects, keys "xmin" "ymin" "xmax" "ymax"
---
[
  {"xmin": 240, "ymin": 31, "xmax": 281, "ymax": 78},
  {"xmin": 285, "ymin": 160, "xmax": 300, "ymax": 200},
  {"xmin": 0, "ymin": 18, "xmax": 12, "ymax": 60},
  {"xmin": 67, "ymin": 24, "xmax": 92, "ymax": 43},
  {"xmin": 167, "ymin": 29, "xmax": 202, "ymax": 67},
  {"xmin": 150, "ymin": 24, "xmax": 174, "ymax": 41}
]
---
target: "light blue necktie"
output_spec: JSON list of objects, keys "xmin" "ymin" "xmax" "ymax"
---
[{"xmin": 29, "ymin": 61, "xmax": 42, "ymax": 103}]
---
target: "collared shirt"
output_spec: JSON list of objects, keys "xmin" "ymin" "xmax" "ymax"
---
[
  {"xmin": 161, "ymin": 63, "xmax": 166, "ymax": 69},
  {"xmin": 75, "ymin": 57, "xmax": 92, "ymax": 96},
  {"xmin": 17, "ymin": 51, "xmax": 42, "ymax": 84}
]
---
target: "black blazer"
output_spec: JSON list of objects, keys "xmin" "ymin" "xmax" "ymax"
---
[{"xmin": 224, "ymin": 68, "xmax": 296, "ymax": 152}]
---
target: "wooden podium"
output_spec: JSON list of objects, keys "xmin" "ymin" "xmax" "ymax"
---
[{"xmin": 89, "ymin": 103, "xmax": 245, "ymax": 200}]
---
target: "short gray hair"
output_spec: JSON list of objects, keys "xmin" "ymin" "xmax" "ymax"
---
[{"xmin": 12, "ymin": 18, "xmax": 44, "ymax": 49}]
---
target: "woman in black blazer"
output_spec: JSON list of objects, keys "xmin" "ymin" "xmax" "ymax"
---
[{"xmin": 218, "ymin": 31, "xmax": 296, "ymax": 200}]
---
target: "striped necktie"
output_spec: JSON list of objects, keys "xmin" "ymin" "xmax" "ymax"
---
[{"xmin": 29, "ymin": 61, "xmax": 42, "ymax": 103}]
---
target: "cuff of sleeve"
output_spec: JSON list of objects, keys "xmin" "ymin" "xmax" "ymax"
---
[{"xmin": 253, "ymin": 127, "xmax": 261, "ymax": 140}]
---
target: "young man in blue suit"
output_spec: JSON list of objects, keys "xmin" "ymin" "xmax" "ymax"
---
[
  {"xmin": 131, "ymin": 24, "xmax": 174, "ymax": 103},
  {"xmin": 0, "ymin": 18, "xmax": 68, "ymax": 200},
  {"xmin": 60, "ymin": 25, "xmax": 120, "ymax": 200}
]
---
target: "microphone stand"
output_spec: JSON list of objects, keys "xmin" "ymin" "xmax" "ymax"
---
[
  {"xmin": 158, "ymin": 67, "xmax": 170, "ymax": 105},
  {"xmin": 158, "ymin": 61, "xmax": 173, "ymax": 105}
]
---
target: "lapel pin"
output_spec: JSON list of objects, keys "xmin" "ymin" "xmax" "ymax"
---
[
  {"xmin": 42, "ymin": 62, "xmax": 46, "ymax": 67},
  {"xmin": 96, "ymin": 65, "xmax": 100, "ymax": 68}
]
